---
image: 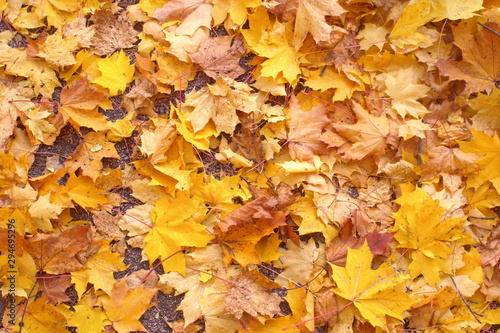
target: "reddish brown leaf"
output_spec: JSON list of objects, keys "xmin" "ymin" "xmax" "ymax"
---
[{"xmin": 25, "ymin": 224, "xmax": 100, "ymax": 275}]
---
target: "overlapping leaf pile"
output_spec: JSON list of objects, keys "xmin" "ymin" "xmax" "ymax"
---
[{"xmin": 1, "ymin": 0, "xmax": 500, "ymax": 332}]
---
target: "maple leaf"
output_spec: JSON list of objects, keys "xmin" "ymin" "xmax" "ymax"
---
[
  {"xmin": 392, "ymin": 188, "xmax": 469, "ymax": 285},
  {"xmin": 36, "ymin": 30, "xmax": 78, "ymax": 67},
  {"xmin": 74, "ymin": 239, "xmax": 128, "ymax": 294},
  {"xmin": 437, "ymin": 23, "xmax": 500, "ymax": 94},
  {"xmin": 65, "ymin": 131, "xmax": 119, "ymax": 181},
  {"xmin": 37, "ymin": 274, "xmax": 72, "ymax": 304},
  {"xmin": 65, "ymin": 173, "xmax": 110, "ymax": 209},
  {"xmin": 211, "ymin": 0, "xmax": 260, "ymax": 25},
  {"xmin": 58, "ymin": 77, "xmax": 108, "ymax": 131},
  {"xmin": 28, "ymin": 193, "xmax": 62, "ymax": 232},
  {"xmin": 101, "ymin": 279, "xmax": 157, "ymax": 333},
  {"xmin": 0, "ymin": 84, "xmax": 35, "ymax": 150},
  {"xmin": 184, "ymin": 77, "xmax": 259, "ymax": 134},
  {"xmin": 293, "ymin": 0, "xmax": 348, "ymax": 49},
  {"xmin": 25, "ymin": 224, "xmax": 99, "ymax": 275},
  {"xmin": 152, "ymin": 48, "xmax": 196, "ymax": 90},
  {"xmin": 89, "ymin": 10, "xmax": 137, "ymax": 56},
  {"xmin": 459, "ymin": 128, "xmax": 500, "ymax": 190},
  {"xmin": 144, "ymin": 192, "xmax": 213, "ymax": 274},
  {"xmin": 420, "ymin": 146, "xmax": 480, "ymax": 181},
  {"xmin": 224, "ymin": 270, "xmax": 282, "ymax": 319},
  {"xmin": 69, "ymin": 293, "xmax": 108, "ymax": 333},
  {"xmin": 468, "ymin": 88, "xmax": 500, "ymax": 130},
  {"xmin": 274, "ymin": 238, "xmax": 325, "ymax": 287},
  {"xmin": 216, "ymin": 197, "xmax": 288, "ymax": 267},
  {"xmin": 384, "ymin": 68, "xmax": 430, "ymax": 118},
  {"xmin": 333, "ymin": 101, "xmax": 390, "ymax": 161},
  {"xmin": 152, "ymin": 0, "xmax": 212, "ymax": 36},
  {"xmin": 0, "ymin": 45, "xmax": 61, "ymax": 96},
  {"xmin": 15, "ymin": 296, "xmax": 68, "ymax": 333},
  {"xmin": 285, "ymin": 95, "xmax": 331, "ymax": 161},
  {"xmin": 189, "ymin": 35, "xmax": 246, "ymax": 79},
  {"xmin": 330, "ymin": 242, "xmax": 414, "ymax": 329},
  {"xmin": 241, "ymin": 7, "xmax": 302, "ymax": 83},
  {"xmin": 430, "ymin": 0, "xmax": 484, "ymax": 22},
  {"xmin": 92, "ymin": 50, "xmax": 135, "ymax": 96}
]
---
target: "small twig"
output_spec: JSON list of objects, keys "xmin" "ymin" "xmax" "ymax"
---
[
  {"xmin": 448, "ymin": 274, "xmax": 483, "ymax": 323},
  {"xmin": 477, "ymin": 22, "xmax": 500, "ymax": 37},
  {"xmin": 468, "ymin": 216, "xmax": 496, "ymax": 220}
]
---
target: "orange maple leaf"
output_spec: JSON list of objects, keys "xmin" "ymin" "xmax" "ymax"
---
[
  {"xmin": 285, "ymin": 95, "xmax": 331, "ymax": 161},
  {"xmin": 333, "ymin": 101, "xmax": 389, "ymax": 161},
  {"xmin": 216, "ymin": 197, "xmax": 288, "ymax": 267},
  {"xmin": 59, "ymin": 77, "xmax": 108, "ymax": 131},
  {"xmin": 437, "ymin": 23, "xmax": 500, "ymax": 94}
]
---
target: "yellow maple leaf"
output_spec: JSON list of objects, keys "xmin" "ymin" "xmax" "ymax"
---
[
  {"xmin": 92, "ymin": 50, "xmax": 135, "ymax": 95},
  {"xmin": 66, "ymin": 173, "xmax": 110, "ymax": 209},
  {"xmin": 384, "ymin": 68, "xmax": 430, "ymax": 118},
  {"xmin": 430, "ymin": 0, "xmax": 483, "ymax": 21},
  {"xmin": 144, "ymin": 192, "xmax": 212, "ymax": 274},
  {"xmin": 15, "ymin": 296, "xmax": 68, "ymax": 333},
  {"xmin": 467, "ymin": 88, "xmax": 500, "ymax": 130},
  {"xmin": 69, "ymin": 293, "xmax": 108, "ymax": 333},
  {"xmin": 101, "ymin": 279, "xmax": 157, "ymax": 333},
  {"xmin": 293, "ymin": 0, "xmax": 347, "ymax": 49},
  {"xmin": 392, "ymin": 188, "xmax": 469, "ymax": 285},
  {"xmin": 36, "ymin": 30, "xmax": 78, "ymax": 68},
  {"xmin": 241, "ymin": 7, "xmax": 302, "ymax": 83},
  {"xmin": 459, "ymin": 128, "xmax": 500, "ymax": 190},
  {"xmin": 330, "ymin": 242, "xmax": 414, "ymax": 329},
  {"xmin": 184, "ymin": 77, "xmax": 259, "ymax": 134},
  {"xmin": 74, "ymin": 239, "xmax": 128, "ymax": 295}
]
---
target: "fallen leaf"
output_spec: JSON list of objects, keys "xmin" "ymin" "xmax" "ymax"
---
[
  {"xmin": 437, "ymin": 23, "xmax": 500, "ymax": 94},
  {"xmin": 92, "ymin": 50, "xmax": 135, "ymax": 96},
  {"xmin": 90, "ymin": 10, "xmax": 137, "ymax": 56},
  {"xmin": 330, "ymin": 242, "xmax": 414, "ymax": 328},
  {"xmin": 333, "ymin": 101, "xmax": 389, "ymax": 161},
  {"xmin": 185, "ymin": 77, "xmax": 259, "ymax": 134},
  {"xmin": 285, "ymin": 95, "xmax": 331, "ymax": 161},
  {"xmin": 189, "ymin": 35, "xmax": 246, "ymax": 79},
  {"xmin": 101, "ymin": 279, "xmax": 157, "ymax": 333},
  {"xmin": 58, "ymin": 77, "xmax": 108, "ymax": 131},
  {"xmin": 25, "ymin": 224, "xmax": 99, "ymax": 275},
  {"xmin": 224, "ymin": 271, "xmax": 282, "ymax": 319}
]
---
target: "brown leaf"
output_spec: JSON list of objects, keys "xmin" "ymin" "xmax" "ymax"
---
[
  {"xmin": 420, "ymin": 146, "xmax": 480, "ymax": 181},
  {"xmin": 38, "ymin": 274, "xmax": 72, "ymax": 304},
  {"xmin": 232, "ymin": 115, "xmax": 265, "ymax": 170},
  {"xmin": 314, "ymin": 289, "xmax": 338, "ymax": 327},
  {"xmin": 64, "ymin": 131, "xmax": 120, "ymax": 182},
  {"xmin": 190, "ymin": 35, "xmax": 246, "ymax": 79},
  {"xmin": 25, "ymin": 224, "xmax": 100, "ymax": 274},
  {"xmin": 217, "ymin": 197, "xmax": 288, "ymax": 267},
  {"xmin": 90, "ymin": 10, "xmax": 137, "ymax": 56},
  {"xmin": 286, "ymin": 95, "xmax": 331, "ymax": 161},
  {"xmin": 91, "ymin": 211, "xmax": 124, "ymax": 239},
  {"xmin": 333, "ymin": 101, "xmax": 389, "ymax": 161},
  {"xmin": 217, "ymin": 197, "xmax": 278, "ymax": 233},
  {"xmin": 224, "ymin": 272, "xmax": 282, "ymax": 319},
  {"xmin": 437, "ymin": 23, "xmax": 500, "ymax": 94},
  {"xmin": 326, "ymin": 219, "xmax": 364, "ymax": 266}
]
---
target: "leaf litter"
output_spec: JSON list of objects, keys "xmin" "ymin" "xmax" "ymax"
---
[{"xmin": 1, "ymin": 0, "xmax": 500, "ymax": 333}]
